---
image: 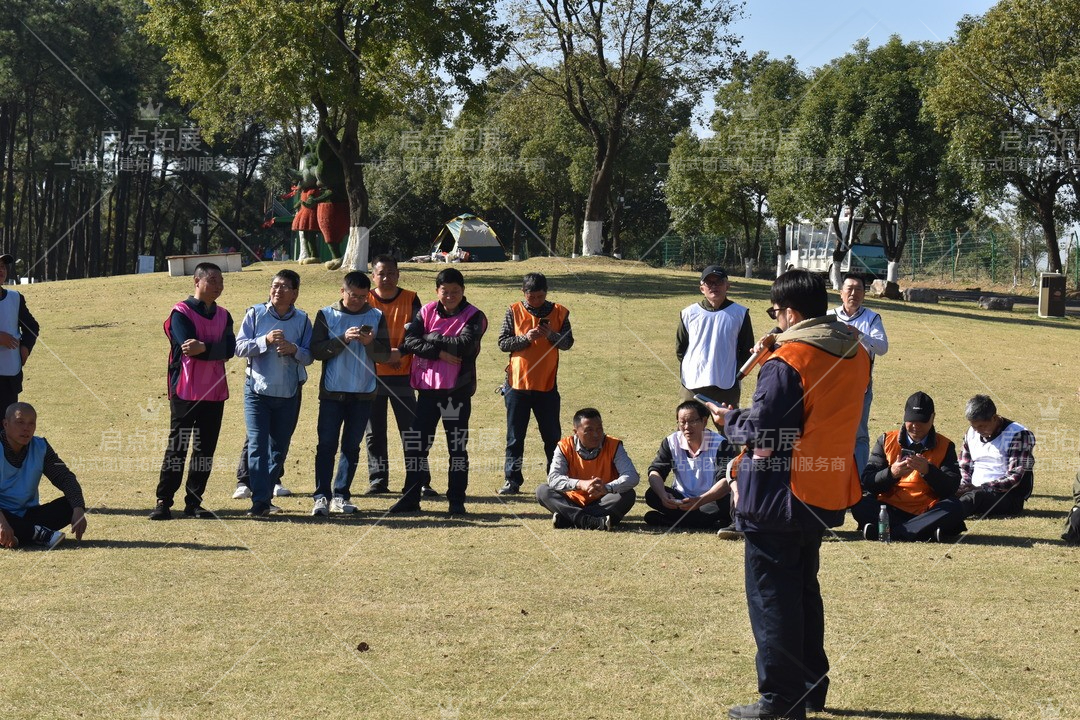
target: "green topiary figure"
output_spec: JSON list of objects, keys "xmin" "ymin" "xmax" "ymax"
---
[{"xmin": 306, "ymin": 136, "xmax": 350, "ymax": 270}]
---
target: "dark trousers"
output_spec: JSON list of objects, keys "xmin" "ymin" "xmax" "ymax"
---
[
  {"xmin": 504, "ymin": 387, "xmax": 562, "ymax": 486},
  {"xmin": 236, "ymin": 386, "xmax": 303, "ymax": 487},
  {"xmin": 744, "ymin": 529, "xmax": 828, "ymax": 720},
  {"xmin": 644, "ymin": 486, "xmax": 730, "ymax": 528},
  {"xmin": 156, "ymin": 398, "xmax": 224, "ymax": 509},
  {"xmin": 0, "ymin": 374, "xmax": 21, "ymax": 418},
  {"xmin": 402, "ymin": 391, "xmax": 472, "ymax": 503},
  {"xmin": 1, "ymin": 497, "xmax": 73, "ymax": 545},
  {"xmin": 535, "ymin": 484, "xmax": 636, "ymax": 527},
  {"xmin": 958, "ymin": 472, "xmax": 1033, "ymax": 518},
  {"xmin": 851, "ymin": 495, "xmax": 966, "ymax": 540},
  {"xmin": 364, "ymin": 382, "xmax": 417, "ymax": 488}
]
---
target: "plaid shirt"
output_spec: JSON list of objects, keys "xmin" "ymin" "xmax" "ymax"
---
[{"xmin": 958, "ymin": 417, "xmax": 1035, "ymax": 493}]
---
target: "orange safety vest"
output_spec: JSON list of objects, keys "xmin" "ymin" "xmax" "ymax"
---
[
  {"xmin": 559, "ymin": 435, "xmax": 622, "ymax": 507},
  {"xmin": 771, "ymin": 341, "xmax": 870, "ymax": 511},
  {"xmin": 878, "ymin": 430, "xmax": 952, "ymax": 515},
  {"xmin": 368, "ymin": 288, "xmax": 418, "ymax": 377},
  {"xmin": 508, "ymin": 302, "xmax": 568, "ymax": 392}
]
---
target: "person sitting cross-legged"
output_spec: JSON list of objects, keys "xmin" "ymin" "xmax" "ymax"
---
[
  {"xmin": 537, "ymin": 408, "xmax": 638, "ymax": 531},
  {"xmin": 854, "ymin": 391, "xmax": 966, "ymax": 542},
  {"xmin": 644, "ymin": 400, "xmax": 735, "ymax": 529},
  {"xmin": 956, "ymin": 394, "xmax": 1036, "ymax": 519}
]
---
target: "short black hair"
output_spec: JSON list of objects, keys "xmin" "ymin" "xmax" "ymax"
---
[
  {"xmin": 522, "ymin": 272, "xmax": 548, "ymax": 292},
  {"xmin": 274, "ymin": 269, "xmax": 300, "ymax": 290},
  {"xmin": 371, "ymin": 254, "xmax": 397, "ymax": 269},
  {"xmin": 771, "ymin": 269, "xmax": 827, "ymax": 319},
  {"xmin": 965, "ymin": 394, "xmax": 997, "ymax": 422},
  {"xmin": 842, "ymin": 273, "xmax": 867, "ymax": 289},
  {"xmin": 572, "ymin": 407, "xmax": 602, "ymax": 426},
  {"xmin": 676, "ymin": 400, "xmax": 708, "ymax": 420},
  {"xmin": 436, "ymin": 267, "xmax": 465, "ymax": 288},
  {"xmin": 193, "ymin": 262, "xmax": 222, "ymax": 279},
  {"xmin": 343, "ymin": 271, "xmax": 371, "ymax": 290}
]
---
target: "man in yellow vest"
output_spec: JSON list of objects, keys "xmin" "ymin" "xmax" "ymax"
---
[
  {"xmin": 497, "ymin": 272, "xmax": 574, "ymax": 495},
  {"xmin": 536, "ymin": 408, "xmax": 638, "ymax": 530},
  {"xmin": 710, "ymin": 269, "xmax": 869, "ymax": 720},
  {"xmin": 854, "ymin": 391, "xmax": 965, "ymax": 541}
]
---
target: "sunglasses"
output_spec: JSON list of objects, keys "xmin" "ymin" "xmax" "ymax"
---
[{"xmin": 766, "ymin": 306, "xmax": 787, "ymax": 320}]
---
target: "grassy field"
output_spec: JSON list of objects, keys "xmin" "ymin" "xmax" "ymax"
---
[{"xmin": 2, "ymin": 257, "xmax": 1078, "ymax": 720}]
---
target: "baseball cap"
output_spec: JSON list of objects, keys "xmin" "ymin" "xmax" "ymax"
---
[
  {"xmin": 699, "ymin": 265, "xmax": 728, "ymax": 283},
  {"xmin": 904, "ymin": 391, "xmax": 935, "ymax": 423}
]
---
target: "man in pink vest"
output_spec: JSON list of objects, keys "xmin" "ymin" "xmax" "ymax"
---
[{"xmin": 150, "ymin": 262, "xmax": 235, "ymax": 520}]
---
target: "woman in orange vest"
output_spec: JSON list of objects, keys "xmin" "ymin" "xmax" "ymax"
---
[{"xmin": 497, "ymin": 273, "xmax": 574, "ymax": 495}]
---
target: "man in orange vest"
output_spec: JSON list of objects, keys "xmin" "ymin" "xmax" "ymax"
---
[
  {"xmin": 710, "ymin": 269, "xmax": 869, "ymax": 720},
  {"xmin": 497, "ymin": 272, "xmax": 574, "ymax": 495},
  {"xmin": 854, "ymin": 391, "xmax": 965, "ymax": 541},
  {"xmin": 536, "ymin": 408, "xmax": 638, "ymax": 530}
]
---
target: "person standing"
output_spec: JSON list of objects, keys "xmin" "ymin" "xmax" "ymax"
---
[
  {"xmin": 235, "ymin": 270, "xmax": 313, "ymax": 517},
  {"xmin": 390, "ymin": 268, "xmax": 487, "ymax": 516},
  {"xmin": 676, "ymin": 265, "xmax": 753, "ymax": 409},
  {"xmin": 359, "ymin": 255, "xmax": 425, "ymax": 496},
  {"xmin": 151, "ymin": 263, "xmax": 235, "ymax": 520},
  {"xmin": 497, "ymin": 272, "xmax": 574, "ymax": 495},
  {"xmin": 711, "ymin": 269, "xmax": 870, "ymax": 719},
  {"xmin": 834, "ymin": 273, "xmax": 888, "ymax": 474},
  {"xmin": 0, "ymin": 254, "xmax": 39, "ymax": 414}
]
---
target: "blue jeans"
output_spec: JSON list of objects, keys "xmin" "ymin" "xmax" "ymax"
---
[
  {"xmin": 503, "ymin": 387, "xmax": 562, "ymax": 486},
  {"xmin": 854, "ymin": 379, "xmax": 873, "ymax": 475},
  {"xmin": 244, "ymin": 388, "xmax": 301, "ymax": 509},
  {"xmin": 315, "ymin": 397, "xmax": 373, "ymax": 500}
]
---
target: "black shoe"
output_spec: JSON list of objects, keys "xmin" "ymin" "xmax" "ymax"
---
[
  {"xmin": 388, "ymin": 497, "xmax": 421, "ymax": 514},
  {"xmin": 552, "ymin": 512, "xmax": 572, "ymax": 529},
  {"xmin": 149, "ymin": 500, "xmax": 172, "ymax": 521},
  {"xmin": 643, "ymin": 510, "xmax": 669, "ymax": 527},
  {"xmin": 364, "ymin": 483, "xmax": 390, "ymax": 495},
  {"xmin": 717, "ymin": 523, "xmax": 744, "ymax": 540},
  {"xmin": 581, "ymin": 515, "xmax": 610, "ymax": 531},
  {"xmin": 861, "ymin": 523, "xmax": 878, "ymax": 541},
  {"xmin": 497, "ymin": 481, "xmax": 521, "ymax": 496},
  {"xmin": 805, "ymin": 701, "xmax": 824, "ymax": 713},
  {"xmin": 184, "ymin": 506, "xmax": 215, "ymax": 519},
  {"xmin": 421, "ymin": 486, "xmax": 440, "ymax": 498},
  {"xmin": 729, "ymin": 700, "xmax": 799, "ymax": 719},
  {"xmin": 448, "ymin": 501, "xmax": 467, "ymax": 515}
]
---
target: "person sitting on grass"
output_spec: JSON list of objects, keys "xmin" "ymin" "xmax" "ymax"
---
[
  {"xmin": 855, "ymin": 391, "xmax": 965, "ymax": 542},
  {"xmin": 0, "ymin": 403, "xmax": 86, "ymax": 549},
  {"xmin": 644, "ymin": 400, "xmax": 735, "ymax": 529},
  {"xmin": 956, "ymin": 394, "xmax": 1036, "ymax": 519},
  {"xmin": 537, "ymin": 408, "xmax": 638, "ymax": 531}
]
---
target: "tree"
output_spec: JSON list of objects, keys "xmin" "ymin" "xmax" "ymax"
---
[
  {"xmin": 143, "ymin": 0, "xmax": 507, "ymax": 271},
  {"xmin": 514, "ymin": 0, "xmax": 742, "ymax": 255},
  {"xmin": 926, "ymin": 0, "xmax": 1080, "ymax": 275}
]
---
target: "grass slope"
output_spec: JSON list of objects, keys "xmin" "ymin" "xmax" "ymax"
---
[{"xmin": 2, "ymin": 258, "xmax": 1078, "ymax": 719}]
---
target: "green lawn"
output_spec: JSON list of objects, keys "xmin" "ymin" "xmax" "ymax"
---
[{"xmin": 3, "ymin": 257, "xmax": 1077, "ymax": 719}]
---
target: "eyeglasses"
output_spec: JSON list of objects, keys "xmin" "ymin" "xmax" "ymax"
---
[
  {"xmin": 677, "ymin": 418, "xmax": 704, "ymax": 428},
  {"xmin": 766, "ymin": 306, "xmax": 787, "ymax": 320},
  {"xmin": 701, "ymin": 278, "xmax": 727, "ymax": 288},
  {"xmin": 270, "ymin": 282, "xmax": 296, "ymax": 291}
]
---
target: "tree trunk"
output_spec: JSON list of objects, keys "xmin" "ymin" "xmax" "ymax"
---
[
  {"xmin": 335, "ymin": 122, "xmax": 370, "ymax": 272},
  {"xmin": 1036, "ymin": 194, "xmax": 1063, "ymax": 274},
  {"xmin": 582, "ymin": 133, "xmax": 619, "ymax": 256},
  {"xmin": 548, "ymin": 197, "xmax": 562, "ymax": 256}
]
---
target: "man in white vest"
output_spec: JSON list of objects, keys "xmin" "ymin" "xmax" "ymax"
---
[
  {"xmin": 676, "ymin": 266, "xmax": 753, "ymax": 410},
  {"xmin": 0, "ymin": 254, "xmax": 39, "ymax": 416},
  {"xmin": 956, "ymin": 394, "xmax": 1035, "ymax": 518}
]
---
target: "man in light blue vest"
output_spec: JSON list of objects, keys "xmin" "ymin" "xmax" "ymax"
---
[
  {"xmin": 0, "ymin": 403, "xmax": 85, "ymax": 549},
  {"xmin": 311, "ymin": 272, "xmax": 390, "ymax": 515},
  {"xmin": 236, "ymin": 269, "xmax": 313, "ymax": 517}
]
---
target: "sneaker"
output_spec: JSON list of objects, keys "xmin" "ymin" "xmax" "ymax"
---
[
  {"xmin": 717, "ymin": 523, "xmax": 744, "ymax": 540},
  {"xmin": 183, "ymin": 506, "xmax": 215, "ymax": 519},
  {"xmin": 273, "ymin": 483, "xmax": 291, "ymax": 497},
  {"xmin": 552, "ymin": 512, "xmax": 572, "ymax": 529},
  {"xmin": 311, "ymin": 496, "xmax": 329, "ymax": 516},
  {"xmin": 805, "ymin": 700, "xmax": 825, "ymax": 713},
  {"xmin": 497, "ymin": 481, "xmax": 521, "ymax": 496},
  {"xmin": 421, "ymin": 486, "xmax": 440, "ymax": 498},
  {"xmin": 728, "ymin": 700, "xmax": 793, "ymax": 719},
  {"xmin": 448, "ymin": 501, "xmax": 467, "ymax": 515},
  {"xmin": 643, "ymin": 510, "xmax": 669, "ymax": 527},
  {"xmin": 388, "ymin": 497, "xmax": 421, "ymax": 514},
  {"xmin": 861, "ymin": 523, "xmax": 878, "ymax": 541},
  {"xmin": 364, "ymin": 483, "xmax": 390, "ymax": 496},
  {"xmin": 582, "ymin": 515, "xmax": 610, "ymax": 531},
  {"xmin": 266, "ymin": 503, "xmax": 283, "ymax": 515},
  {"xmin": 149, "ymin": 500, "xmax": 172, "ymax": 521},
  {"xmin": 32, "ymin": 525, "xmax": 65, "ymax": 549},
  {"xmin": 330, "ymin": 496, "xmax": 356, "ymax": 514},
  {"xmin": 232, "ymin": 485, "xmax": 252, "ymax": 500},
  {"xmin": 247, "ymin": 503, "xmax": 284, "ymax": 518}
]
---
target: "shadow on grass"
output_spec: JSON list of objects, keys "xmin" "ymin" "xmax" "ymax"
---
[
  {"xmin": 825, "ymin": 710, "xmax": 1003, "ymax": 720},
  {"xmin": 71, "ymin": 539, "xmax": 247, "ymax": 551},
  {"xmin": 864, "ymin": 297, "xmax": 1080, "ymax": 331}
]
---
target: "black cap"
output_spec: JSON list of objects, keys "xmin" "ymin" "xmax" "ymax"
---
[
  {"xmin": 700, "ymin": 265, "xmax": 728, "ymax": 283},
  {"xmin": 0, "ymin": 254, "xmax": 12, "ymax": 265},
  {"xmin": 904, "ymin": 391, "xmax": 935, "ymax": 423}
]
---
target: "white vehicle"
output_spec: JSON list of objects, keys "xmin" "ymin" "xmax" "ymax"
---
[{"xmin": 781, "ymin": 209, "xmax": 891, "ymax": 287}]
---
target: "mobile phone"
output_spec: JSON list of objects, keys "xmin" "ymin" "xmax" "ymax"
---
[
  {"xmin": 359, "ymin": 324, "xmax": 373, "ymax": 333},
  {"xmin": 538, "ymin": 318, "xmax": 549, "ymax": 327},
  {"xmin": 694, "ymin": 393, "xmax": 720, "ymax": 407},
  {"xmin": 900, "ymin": 448, "xmax": 917, "ymax": 458}
]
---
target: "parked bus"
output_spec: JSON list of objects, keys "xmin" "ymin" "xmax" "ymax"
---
[{"xmin": 781, "ymin": 209, "xmax": 891, "ymax": 285}]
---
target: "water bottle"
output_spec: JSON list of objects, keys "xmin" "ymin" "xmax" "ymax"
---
[{"xmin": 878, "ymin": 504, "xmax": 891, "ymax": 544}]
